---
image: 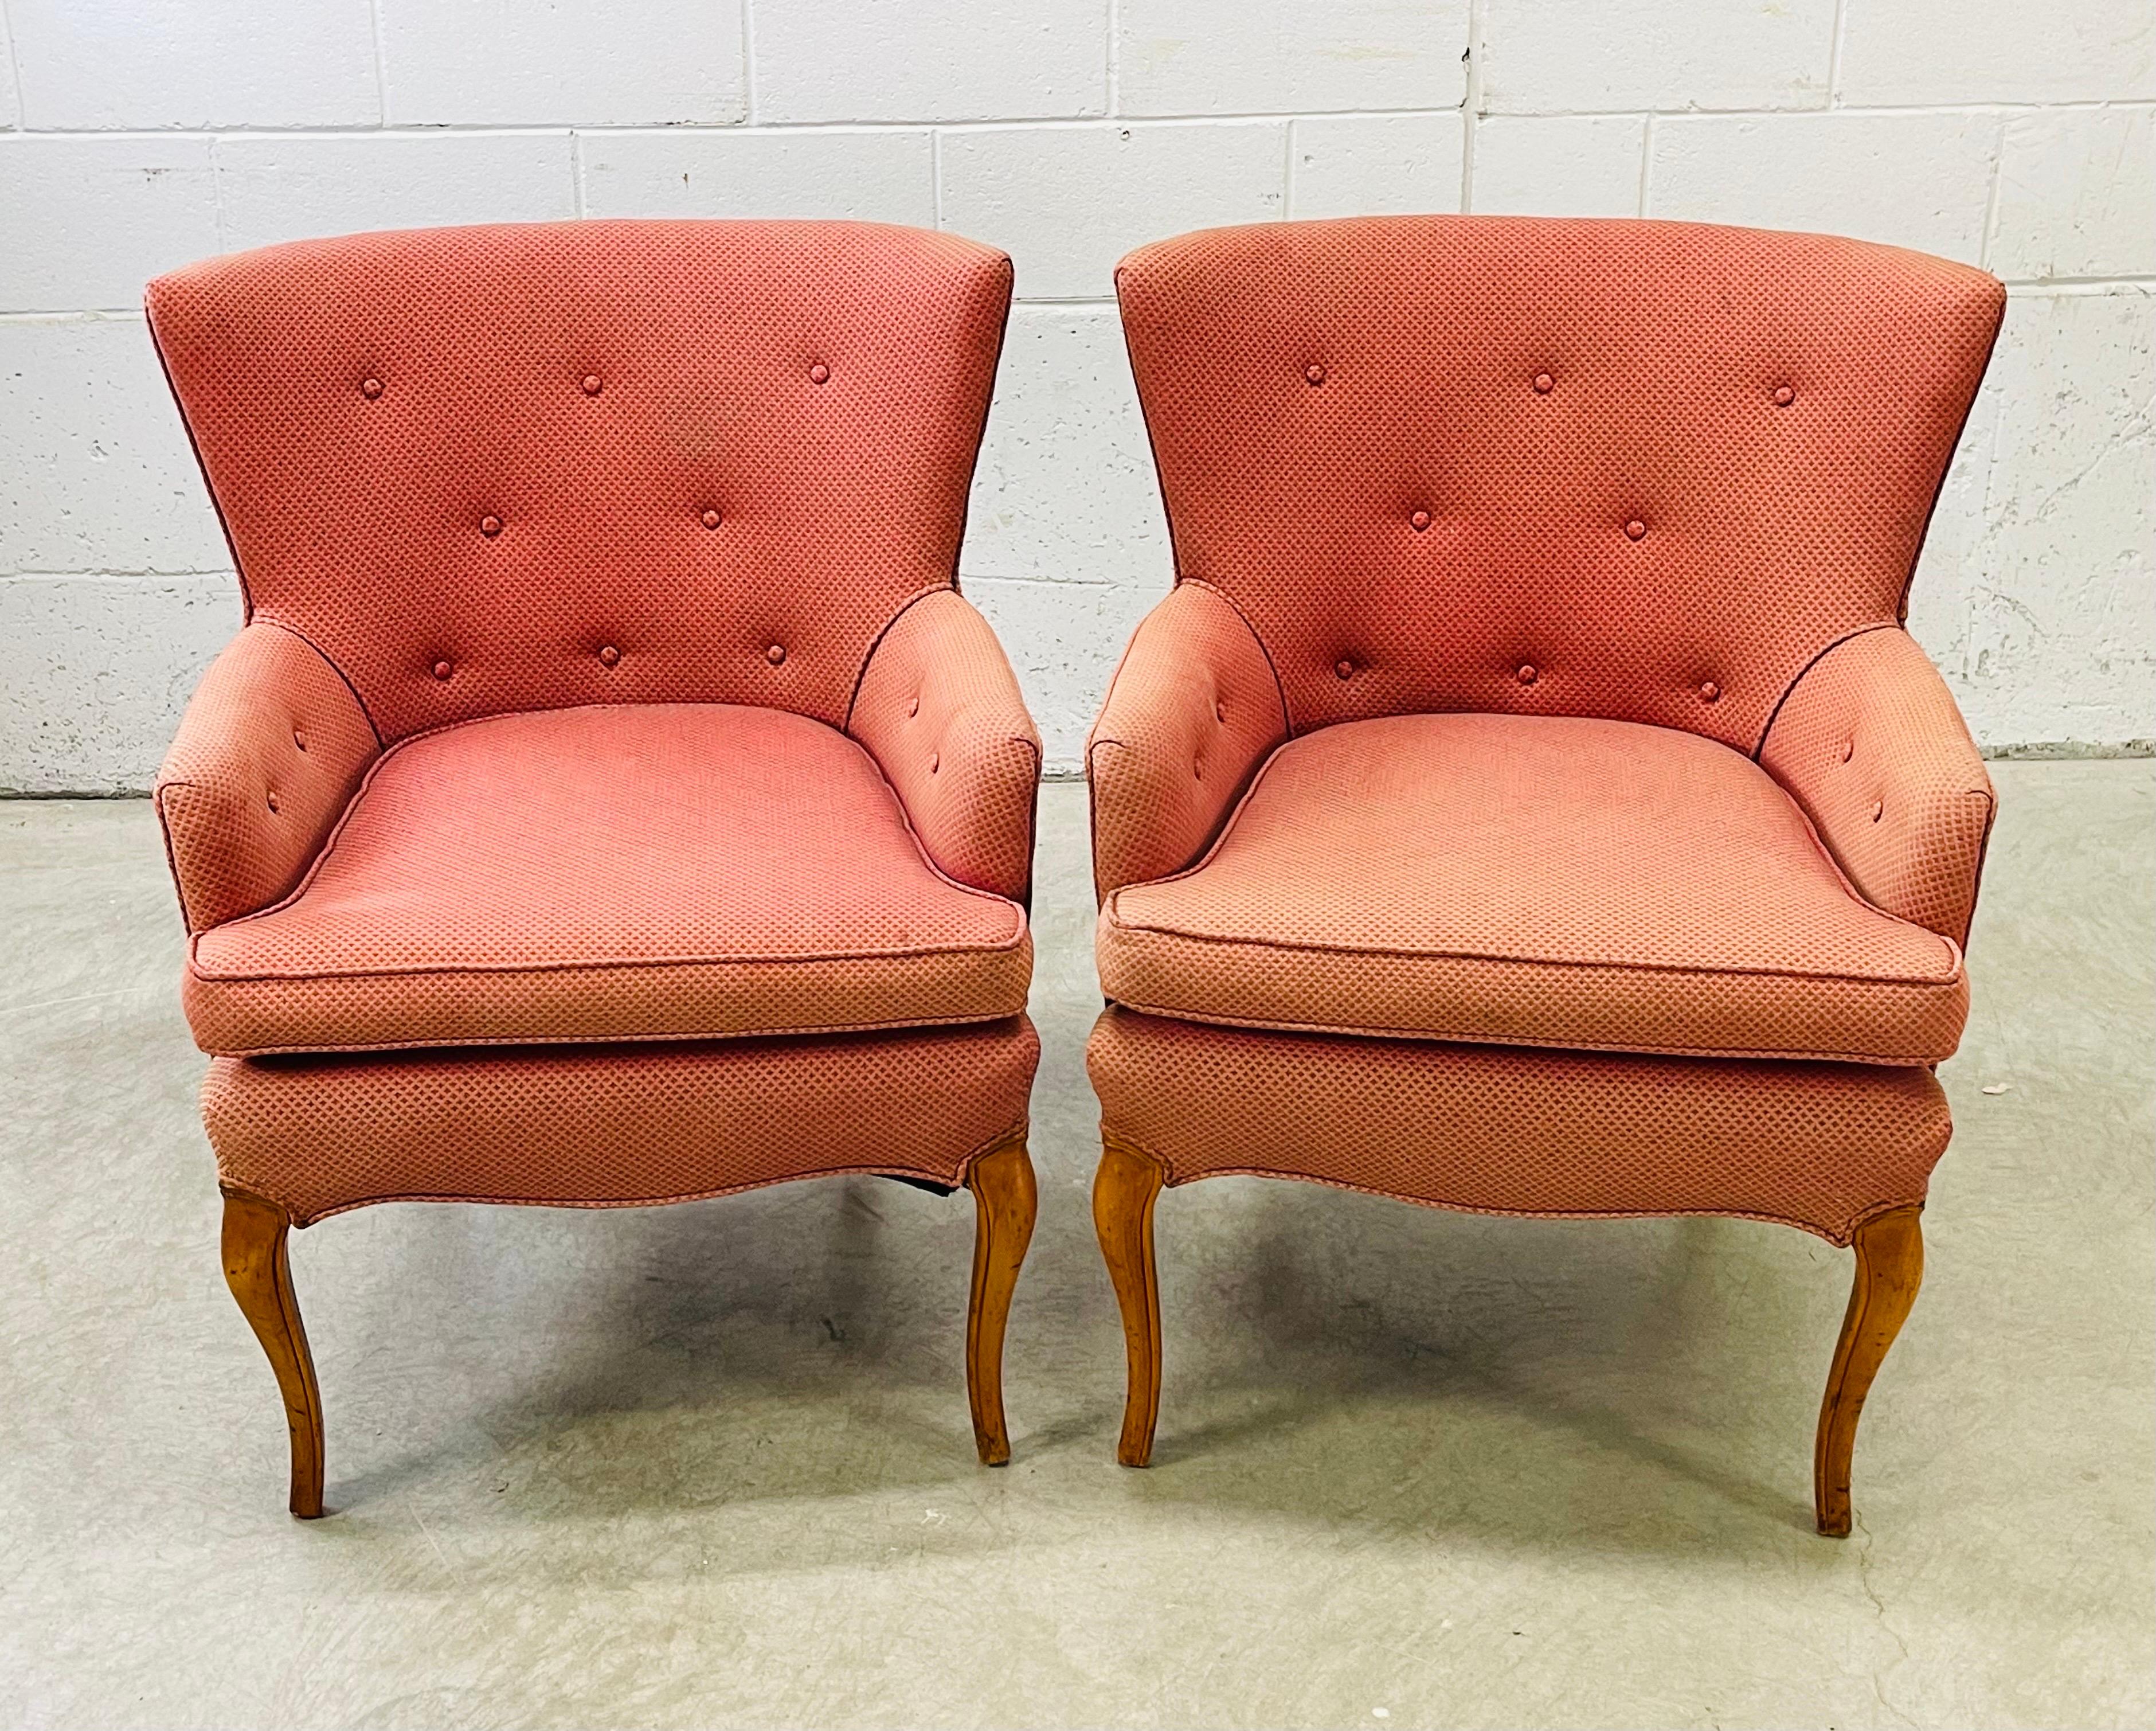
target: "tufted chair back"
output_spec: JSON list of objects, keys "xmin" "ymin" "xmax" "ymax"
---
[
  {"xmin": 147, "ymin": 220, "xmax": 1012, "ymax": 743},
  {"xmin": 1116, "ymin": 216, "xmax": 2003, "ymax": 754}
]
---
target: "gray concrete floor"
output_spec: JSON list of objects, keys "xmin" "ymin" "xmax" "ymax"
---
[{"xmin": 1, "ymin": 762, "xmax": 2150, "ymax": 1729}]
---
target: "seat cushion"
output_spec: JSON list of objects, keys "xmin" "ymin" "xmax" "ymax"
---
[
  {"xmin": 186, "ymin": 704, "xmax": 1031, "ymax": 1056},
  {"xmin": 1097, "ymin": 713, "xmax": 1967, "ymax": 1065}
]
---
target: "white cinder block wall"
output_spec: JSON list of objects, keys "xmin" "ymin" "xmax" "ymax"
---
[{"xmin": 1, "ymin": 1, "xmax": 2150, "ymax": 788}]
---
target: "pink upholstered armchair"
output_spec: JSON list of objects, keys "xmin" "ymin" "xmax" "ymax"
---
[
  {"xmin": 1087, "ymin": 217, "xmax": 2002, "ymax": 1534},
  {"xmin": 148, "ymin": 221, "xmax": 1042, "ymax": 1515}
]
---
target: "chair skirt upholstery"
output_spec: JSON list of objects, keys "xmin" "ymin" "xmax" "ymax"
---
[
  {"xmin": 1087, "ymin": 1007, "xmax": 1947, "ymax": 1248},
  {"xmin": 206, "ymin": 1017, "xmax": 1039, "ymax": 1228}
]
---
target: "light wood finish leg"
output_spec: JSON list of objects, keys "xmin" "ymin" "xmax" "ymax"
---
[
  {"xmin": 964, "ymin": 1136, "xmax": 1037, "ymax": 1466},
  {"xmin": 220, "ymin": 1187, "xmax": 325, "ymax": 1518},
  {"xmin": 1094, "ymin": 1134, "xmax": 1166, "ymax": 1467},
  {"xmin": 1814, "ymin": 1205, "xmax": 1924, "ymax": 1537}
]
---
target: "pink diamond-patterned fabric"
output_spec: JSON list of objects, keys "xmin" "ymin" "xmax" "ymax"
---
[
  {"xmin": 186, "ymin": 703, "xmax": 1032, "ymax": 1057},
  {"xmin": 1099, "ymin": 712, "xmax": 1969, "ymax": 1065},
  {"xmin": 1088, "ymin": 1007, "xmax": 1949, "ymax": 1246},
  {"xmin": 1091, "ymin": 214, "xmax": 2002, "ymax": 1231},
  {"xmin": 209, "ymin": 1017, "xmax": 1039, "ymax": 1226}
]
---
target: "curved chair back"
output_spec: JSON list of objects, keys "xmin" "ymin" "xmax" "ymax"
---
[
  {"xmin": 148, "ymin": 220, "xmax": 1012, "ymax": 742},
  {"xmin": 1115, "ymin": 216, "xmax": 2002, "ymax": 752}
]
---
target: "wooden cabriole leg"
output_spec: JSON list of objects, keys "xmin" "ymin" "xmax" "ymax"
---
[
  {"xmin": 1814, "ymin": 1205, "xmax": 1924, "ymax": 1537},
  {"xmin": 220, "ymin": 1186, "xmax": 326, "ymax": 1518},
  {"xmin": 963, "ymin": 1136, "xmax": 1038, "ymax": 1466},
  {"xmin": 1093, "ymin": 1133, "xmax": 1166, "ymax": 1468}
]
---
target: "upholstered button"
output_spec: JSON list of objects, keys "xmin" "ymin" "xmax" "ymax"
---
[
  {"xmin": 1840, "ymin": 738, "xmax": 1855, "ymax": 764},
  {"xmin": 701, "ymin": 508, "xmax": 722, "ymax": 530},
  {"xmin": 1410, "ymin": 509, "xmax": 1431, "ymax": 532},
  {"xmin": 598, "ymin": 645, "xmax": 620, "ymax": 667},
  {"xmin": 265, "ymin": 790, "xmax": 280, "ymax": 814},
  {"xmin": 1334, "ymin": 658, "xmax": 1354, "ymax": 679},
  {"xmin": 766, "ymin": 644, "xmax": 786, "ymax": 665},
  {"xmin": 292, "ymin": 730, "xmax": 307, "ymax": 752},
  {"xmin": 360, "ymin": 377, "xmax": 383, "ymax": 400},
  {"xmin": 1774, "ymin": 385, "xmax": 1795, "ymax": 407},
  {"xmin": 581, "ymin": 374, "xmax": 602, "ymax": 396},
  {"xmin": 1305, "ymin": 364, "xmax": 1327, "ymax": 386},
  {"xmin": 1624, "ymin": 519, "xmax": 1646, "ymax": 540},
  {"xmin": 809, "ymin": 364, "xmax": 830, "ymax": 385},
  {"xmin": 1214, "ymin": 700, "xmax": 1226, "ymax": 723},
  {"xmin": 1194, "ymin": 760, "xmax": 1203, "ymax": 781},
  {"xmin": 480, "ymin": 515, "xmax": 502, "ymax": 537},
  {"xmin": 907, "ymin": 695, "xmax": 920, "ymax": 718},
  {"xmin": 1700, "ymin": 680, "xmax": 1720, "ymax": 702},
  {"xmin": 432, "ymin": 660, "xmax": 453, "ymax": 681},
  {"xmin": 1517, "ymin": 664, "xmax": 1537, "ymax": 685},
  {"xmin": 1871, "ymin": 800, "xmax": 1884, "ymax": 823},
  {"xmin": 930, "ymin": 753, "xmax": 940, "ymax": 775},
  {"xmin": 1533, "ymin": 372, "xmax": 1554, "ymax": 394}
]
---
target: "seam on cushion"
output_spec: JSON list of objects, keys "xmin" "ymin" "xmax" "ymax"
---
[
  {"xmin": 1099, "ymin": 996, "xmax": 1955, "ymax": 1066},
  {"xmin": 1959, "ymin": 782, "xmax": 1999, "ymax": 951},
  {"xmin": 1777, "ymin": 771, "xmax": 1971, "ymax": 956},
  {"xmin": 1102, "ymin": 913, "xmax": 1963, "ymax": 988},
  {"xmin": 943, "ymin": 249, "xmax": 1016, "ymax": 604},
  {"xmin": 1083, "ymin": 609, "xmax": 1168, "ymax": 905},
  {"xmin": 1751, "ymin": 620, "xmax": 1901, "ymax": 763},
  {"xmin": 845, "ymin": 708, "xmax": 1033, "ymax": 908},
  {"xmin": 194, "ymin": 720, "xmax": 444, "ymax": 940},
  {"xmin": 1102, "ymin": 1135, "xmax": 1892, "ymax": 1248},
  {"xmin": 251, "ymin": 616, "xmax": 386, "ymax": 751},
  {"xmin": 845, "ymin": 695, "xmax": 1038, "ymax": 909},
  {"xmin": 191, "ymin": 919, "xmax": 1029, "ymax": 981},
  {"xmin": 842, "ymin": 581, "xmax": 950, "ymax": 738},
  {"xmin": 1111, "ymin": 713, "xmax": 1966, "ymax": 979},
  {"xmin": 280, "ymin": 1122, "xmax": 1032, "ymax": 1229},
  {"xmin": 836, "ymin": 248, "xmax": 1016, "ymax": 736},
  {"xmin": 1899, "ymin": 277, "xmax": 2007, "ymax": 624},
  {"xmin": 152, "ymin": 781, "xmax": 202, "ymax": 933},
  {"xmin": 201, "ymin": 1005, "xmax": 1026, "ymax": 1060},
  {"xmin": 1006, "ymin": 728, "xmax": 1044, "ymax": 911},
  {"xmin": 1115, "ymin": 260, "xmax": 1190, "ymax": 616},
  {"xmin": 1752, "ymin": 633, "xmax": 1993, "ymax": 947},
  {"xmin": 198, "ymin": 702, "xmax": 1027, "ymax": 957},
  {"xmin": 1179, "ymin": 578, "xmax": 1292, "ymax": 741},
  {"xmin": 1086, "ymin": 580, "xmax": 1288, "ymax": 902},
  {"xmin": 156, "ymin": 624, "xmax": 384, "ymax": 935},
  {"xmin": 1108, "ymin": 724, "xmax": 1301, "ymax": 898},
  {"xmin": 1083, "ymin": 737, "xmax": 1123, "ymax": 908},
  {"xmin": 143, "ymin": 289, "xmax": 257, "ymax": 626}
]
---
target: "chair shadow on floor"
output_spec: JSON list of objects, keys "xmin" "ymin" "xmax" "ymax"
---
[
  {"xmin": 1110, "ymin": 1179, "xmax": 1848, "ymax": 1549},
  {"xmin": 272, "ymin": 1164, "xmax": 1862, "ymax": 1565},
  {"xmin": 294, "ymin": 1174, "xmax": 1019, "ymax": 1532}
]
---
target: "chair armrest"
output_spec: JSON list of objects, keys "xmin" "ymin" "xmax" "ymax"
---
[
  {"xmin": 850, "ymin": 589, "xmax": 1041, "ymax": 902},
  {"xmin": 1760, "ymin": 626, "xmax": 1995, "ymax": 948},
  {"xmin": 1087, "ymin": 582, "xmax": 1288, "ymax": 903},
  {"xmin": 155, "ymin": 623, "xmax": 379, "ymax": 933}
]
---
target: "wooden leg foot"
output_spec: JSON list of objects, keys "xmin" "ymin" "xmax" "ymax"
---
[
  {"xmin": 220, "ymin": 1187, "xmax": 325, "ymax": 1518},
  {"xmin": 1093, "ymin": 1134, "xmax": 1165, "ymax": 1467},
  {"xmin": 1815, "ymin": 1205, "xmax": 1924, "ymax": 1537},
  {"xmin": 964, "ymin": 1136, "xmax": 1037, "ymax": 1466}
]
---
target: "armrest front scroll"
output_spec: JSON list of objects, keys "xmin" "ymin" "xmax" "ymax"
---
[
  {"xmin": 155, "ymin": 623, "xmax": 380, "ymax": 934},
  {"xmin": 1087, "ymin": 581, "xmax": 1288, "ymax": 904},
  {"xmin": 1760, "ymin": 626, "xmax": 1995, "ymax": 949},
  {"xmin": 849, "ymin": 589, "xmax": 1042, "ymax": 904}
]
